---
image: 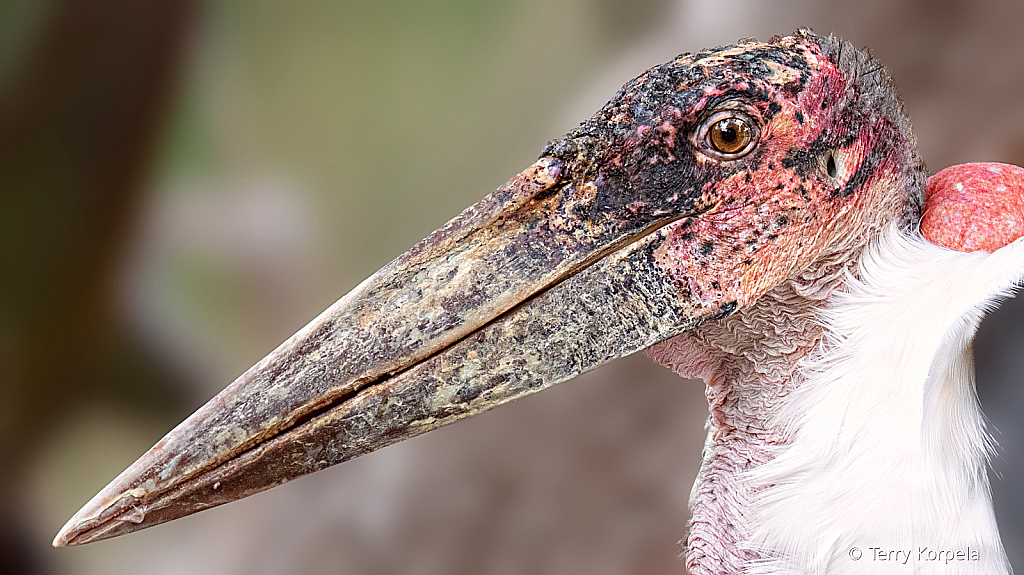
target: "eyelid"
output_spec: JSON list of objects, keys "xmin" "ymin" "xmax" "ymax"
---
[{"xmin": 694, "ymin": 96, "xmax": 761, "ymax": 124}]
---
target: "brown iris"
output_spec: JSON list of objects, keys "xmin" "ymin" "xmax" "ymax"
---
[{"xmin": 709, "ymin": 117, "xmax": 753, "ymax": 155}]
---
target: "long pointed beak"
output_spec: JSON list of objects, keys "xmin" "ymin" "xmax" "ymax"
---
[
  {"xmin": 54, "ymin": 157, "xmax": 722, "ymax": 546},
  {"xmin": 55, "ymin": 31, "xmax": 880, "ymax": 547}
]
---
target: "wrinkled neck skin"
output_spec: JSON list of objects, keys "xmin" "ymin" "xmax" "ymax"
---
[
  {"xmin": 648, "ymin": 242, "xmax": 857, "ymax": 575},
  {"xmin": 648, "ymin": 226, "xmax": 1019, "ymax": 575}
]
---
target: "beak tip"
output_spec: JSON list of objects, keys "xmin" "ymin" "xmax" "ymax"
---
[
  {"xmin": 52, "ymin": 511, "xmax": 122, "ymax": 548},
  {"xmin": 52, "ymin": 520, "xmax": 80, "ymax": 548},
  {"xmin": 52, "ymin": 487, "xmax": 126, "ymax": 548},
  {"xmin": 53, "ymin": 509, "xmax": 97, "ymax": 548}
]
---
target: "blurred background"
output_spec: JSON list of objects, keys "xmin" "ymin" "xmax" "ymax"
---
[{"xmin": 2, "ymin": 0, "xmax": 1022, "ymax": 573}]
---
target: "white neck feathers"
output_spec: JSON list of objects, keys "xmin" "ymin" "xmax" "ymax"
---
[{"xmin": 744, "ymin": 226, "xmax": 1024, "ymax": 574}]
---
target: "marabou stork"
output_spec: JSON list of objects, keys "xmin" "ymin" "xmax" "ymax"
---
[{"xmin": 54, "ymin": 30, "xmax": 1023, "ymax": 574}]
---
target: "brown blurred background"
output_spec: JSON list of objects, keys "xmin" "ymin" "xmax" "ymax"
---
[{"xmin": 2, "ymin": 1, "xmax": 1022, "ymax": 574}]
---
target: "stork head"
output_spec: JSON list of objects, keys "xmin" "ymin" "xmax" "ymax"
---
[
  {"xmin": 55, "ymin": 31, "xmax": 928, "ymax": 546},
  {"xmin": 543, "ymin": 32, "xmax": 926, "ymax": 312}
]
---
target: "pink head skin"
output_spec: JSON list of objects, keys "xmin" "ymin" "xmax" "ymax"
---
[{"xmin": 922, "ymin": 162, "xmax": 1024, "ymax": 252}]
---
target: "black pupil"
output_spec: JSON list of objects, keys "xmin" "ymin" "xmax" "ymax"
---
[
  {"xmin": 826, "ymin": 153, "xmax": 837, "ymax": 178},
  {"xmin": 721, "ymin": 125, "xmax": 737, "ymax": 142}
]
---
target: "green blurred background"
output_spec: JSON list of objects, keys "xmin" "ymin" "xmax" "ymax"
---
[{"xmin": 2, "ymin": 1, "xmax": 1022, "ymax": 573}]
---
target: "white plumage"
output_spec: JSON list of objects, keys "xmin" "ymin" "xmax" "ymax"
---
[{"xmin": 746, "ymin": 225, "xmax": 1023, "ymax": 574}]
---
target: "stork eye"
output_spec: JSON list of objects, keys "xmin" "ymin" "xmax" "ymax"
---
[
  {"xmin": 697, "ymin": 111, "xmax": 758, "ymax": 159},
  {"xmin": 710, "ymin": 118, "xmax": 751, "ymax": 154}
]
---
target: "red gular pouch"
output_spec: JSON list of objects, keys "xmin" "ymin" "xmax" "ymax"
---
[{"xmin": 922, "ymin": 162, "xmax": 1024, "ymax": 252}]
